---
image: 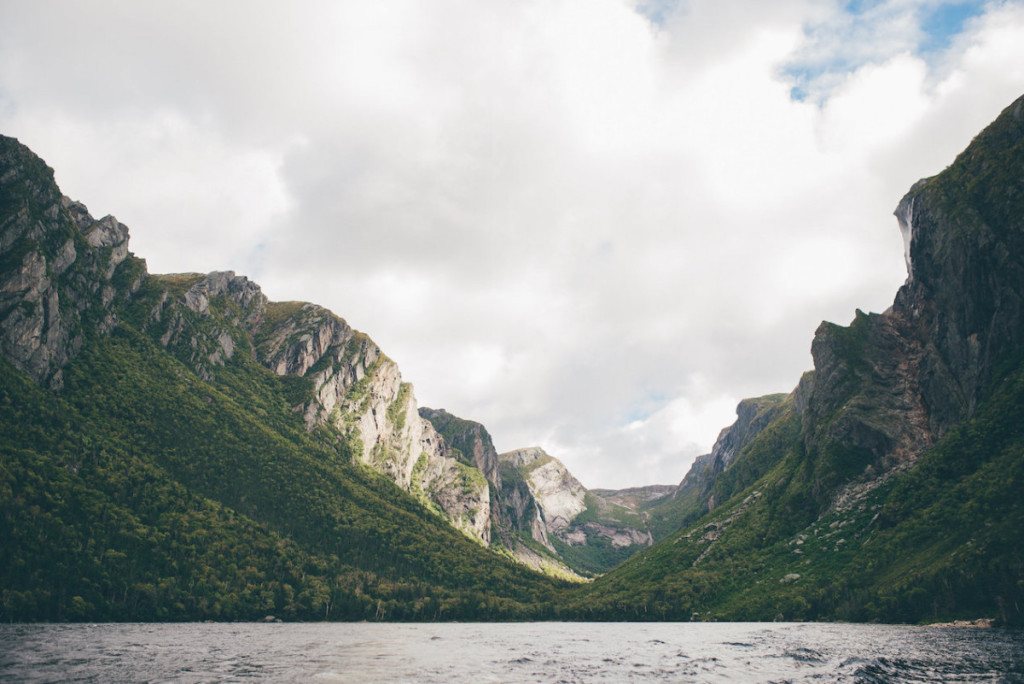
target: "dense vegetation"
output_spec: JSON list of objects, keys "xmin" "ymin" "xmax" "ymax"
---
[
  {"xmin": 558, "ymin": 350, "xmax": 1024, "ymax": 625},
  {"xmin": 555, "ymin": 95, "xmax": 1024, "ymax": 626},
  {"xmin": 0, "ymin": 319, "xmax": 567, "ymax": 621},
  {"xmin": 4, "ymin": 94, "xmax": 1024, "ymax": 625}
]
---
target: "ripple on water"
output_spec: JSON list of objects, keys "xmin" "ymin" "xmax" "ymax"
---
[{"xmin": 2, "ymin": 622, "xmax": 1024, "ymax": 683}]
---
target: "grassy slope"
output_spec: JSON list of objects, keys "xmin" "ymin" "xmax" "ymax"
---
[
  {"xmin": 0, "ymin": 313, "xmax": 566, "ymax": 621},
  {"xmin": 576, "ymin": 96, "xmax": 1024, "ymax": 624},
  {"xmin": 548, "ymin": 491, "xmax": 650, "ymax": 577},
  {"xmin": 568, "ymin": 353, "xmax": 1024, "ymax": 624}
]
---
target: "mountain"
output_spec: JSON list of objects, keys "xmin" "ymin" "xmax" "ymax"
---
[
  {"xmin": 0, "ymin": 134, "xmax": 565, "ymax": 621},
  {"xmin": 418, "ymin": 407, "xmax": 574, "ymax": 576},
  {"xmin": 145, "ymin": 274, "xmax": 496, "ymax": 546},
  {"xmin": 589, "ymin": 485, "xmax": 677, "ymax": 510},
  {"xmin": 498, "ymin": 447, "xmax": 655, "ymax": 576},
  {"xmin": 418, "ymin": 408, "xmax": 659, "ymax": 576},
  {"xmin": 569, "ymin": 94, "xmax": 1024, "ymax": 625},
  {"xmin": 4, "ymin": 90, "xmax": 1023, "ymax": 625},
  {"xmin": 634, "ymin": 393, "xmax": 793, "ymax": 540}
]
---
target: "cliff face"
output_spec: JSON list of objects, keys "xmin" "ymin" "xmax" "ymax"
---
[
  {"xmin": 666, "ymin": 98, "xmax": 1024, "ymax": 520},
  {"xmin": 416, "ymin": 409, "xmax": 571, "ymax": 574},
  {"xmin": 574, "ymin": 94, "xmax": 1024, "ymax": 624},
  {"xmin": 0, "ymin": 137, "xmax": 143, "ymax": 390},
  {"xmin": 418, "ymin": 405, "xmax": 664, "ymax": 575},
  {"xmin": 0, "ymin": 135, "xmax": 490, "ymax": 546},
  {"xmin": 420, "ymin": 408, "xmax": 503, "ymax": 488},
  {"xmin": 501, "ymin": 447, "xmax": 587, "ymax": 533},
  {"xmin": 676, "ymin": 394, "xmax": 789, "ymax": 510},
  {"xmin": 892, "ymin": 98, "xmax": 1024, "ymax": 433},
  {"xmin": 419, "ymin": 407, "xmax": 518, "ymax": 541},
  {"xmin": 499, "ymin": 446, "xmax": 655, "ymax": 574},
  {"xmin": 146, "ymin": 275, "xmax": 493, "ymax": 544},
  {"xmin": 796, "ymin": 95, "xmax": 1024, "ymax": 513}
]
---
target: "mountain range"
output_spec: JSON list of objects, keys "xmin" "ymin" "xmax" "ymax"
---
[{"xmin": 2, "ymin": 93, "xmax": 1022, "ymax": 624}]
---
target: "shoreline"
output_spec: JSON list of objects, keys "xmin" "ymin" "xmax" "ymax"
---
[{"xmin": 925, "ymin": 618, "xmax": 995, "ymax": 629}]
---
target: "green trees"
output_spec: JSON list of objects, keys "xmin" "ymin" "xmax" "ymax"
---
[
  {"xmin": 558, "ymin": 352, "xmax": 1024, "ymax": 626},
  {"xmin": 0, "ymin": 315, "xmax": 565, "ymax": 621}
]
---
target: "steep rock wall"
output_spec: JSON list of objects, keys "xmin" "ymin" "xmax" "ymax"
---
[
  {"xmin": 670, "ymin": 394, "xmax": 788, "ymax": 514},
  {"xmin": 502, "ymin": 447, "xmax": 587, "ymax": 534},
  {"xmin": 0, "ymin": 136, "xmax": 143, "ymax": 389},
  {"xmin": 499, "ymin": 446, "xmax": 655, "ymax": 572},
  {"xmin": 0, "ymin": 135, "xmax": 491, "ymax": 546}
]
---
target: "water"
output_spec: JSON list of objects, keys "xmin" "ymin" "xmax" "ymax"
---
[{"xmin": 1, "ymin": 622, "xmax": 1022, "ymax": 683}]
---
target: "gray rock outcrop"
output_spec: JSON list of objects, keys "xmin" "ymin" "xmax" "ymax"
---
[
  {"xmin": 0, "ymin": 135, "xmax": 143, "ymax": 390},
  {"xmin": 0, "ymin": 134, "xmax": 491, "ymax": 546},
  {"xmin": 673, "ymin": 394, "xmax": 788, "ymax": 511},
  {"xmin": 499, "ymin": 446, "xmax": 656, "ymax": 571}
]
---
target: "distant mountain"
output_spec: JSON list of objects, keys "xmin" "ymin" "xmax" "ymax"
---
[
  {"xmin": 571, "ymin": 94, "xmax": 1024, "ymax": 625},
  {"xmin": 0, "ymin": 134, "xmax": 564, "ymax": 621},
  {"xmin": 418, "ymin": 408, "xmax": 660, "ymax": 577},
  {"xmin": 589, "ymin": 485, "xmax": 677, "ymax": 510},
  {"xmin": 418, "ymin": 407, "xmax": 576, "ymax": 577},
  {"xmin": 498, "ymin": 447, "xmax": 654, "ymax": 576}
]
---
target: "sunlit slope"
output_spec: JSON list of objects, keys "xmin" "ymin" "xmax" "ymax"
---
[{"xmin": 0, "ymin": 135, "xmax": 564, "ymax": 621}]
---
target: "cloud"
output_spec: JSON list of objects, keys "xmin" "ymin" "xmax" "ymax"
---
[
  {"xmin": 2, "ymin": 0, "xmax": 1023, "ymax": 488},
  {"xmin": 783, "ymin": 0, "xmax": 989, "ymax": 101}
]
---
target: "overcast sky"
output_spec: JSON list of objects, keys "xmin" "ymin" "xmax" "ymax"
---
[{"xmin": 2, "ymin": 0, "xmax": 1023, "ymax": 488}]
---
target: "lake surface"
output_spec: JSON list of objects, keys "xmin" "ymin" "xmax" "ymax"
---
[{"xmin": 2, "ymin": 621, "xmax": 1022, "ymax": 682}]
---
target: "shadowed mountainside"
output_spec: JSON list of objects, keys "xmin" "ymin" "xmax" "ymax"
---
[{"xmin": 568, "ymin": 94, "xmax": 1024, "ymax": 625}]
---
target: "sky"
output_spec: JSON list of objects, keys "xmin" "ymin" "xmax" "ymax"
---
[{"xmin": 2, "ymin": 0, "xmax": 1023, "ymax": 488}]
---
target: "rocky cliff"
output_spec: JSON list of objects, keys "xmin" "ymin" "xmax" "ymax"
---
[
  {"xmin": 675, "ymin": 394, "xmax": 789, "ymax": 510},
  {"xmin": 417, "ymin": 406, "xmax": 663, "ymax": 575},
  {"xmin": 501, "ymin": 447, "xmax": 587, "ymax": 534},
  {"xmin": 145, "ymin": 273, "xmax": 493, "ymax": 544},
  {"xmin": 499, "ymin": 446, "xmax": 655, "ymax": 575},
  {"xmin": 570, "ymin": 94, "xmax": 1024, "ymax": 624},
  {"xmin": 416, "ymin": 409, "xmax": 577, "ymax": 575},
  {"xmin": 419, "ymin": 408, "xmax": 503, "ymax": 488},
  {"xmin": 795, "ymin": 95, "xmax": 1024, "ymax": 514},
  {"xmin": 891, "ymin": 98, "xmax": 1024, "ymax": 433},
  {"xmin": 666, "ymin": 98, "xmax": 1024, "ymax": 520},
  {"xmin": 0, "ymin": 134, "xmax": 490, "ymax": 546},
  {"xmin": 0, "ymin": 137, "xmax": 143, "ymax": 390}
]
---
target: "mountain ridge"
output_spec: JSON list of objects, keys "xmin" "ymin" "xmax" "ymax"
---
[
  {"xmin": 563, "ymin": 93, "xmax": 1024, "ymax": 624},
  {"xmin": 3, "ymin": 91, "xmax": 1023, "ymax": 623},
  {"xmin": 0, "ymin": 130, "xmax": 657, "ymax": 589},
  {"xmin": 0, "ymin": 133, "xmax": 566, "ymax": 620}
]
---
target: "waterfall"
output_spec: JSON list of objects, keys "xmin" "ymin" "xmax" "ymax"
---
[{"xmin": 896, "ymin": 196, "xmax": 915, "ymax": 280}]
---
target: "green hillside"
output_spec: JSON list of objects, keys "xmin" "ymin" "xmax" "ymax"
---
[
  {"xmin": 3, "ymin": 91, "xmax": 1024, "ymax": 626},
  {"xmin": 0, "ymin": 135, "xmax": 565, "ymax": 621},
  {"xmin": 566, "ymin": 351, "xmax": 1024, "ymax": 624},
  {"xmin": 568, "ymin": 94, "xmax": 1024, "ymax": 625},
  {"xmin": 0, "ymin": 321, "xmax": 567, "ymax": 621}
]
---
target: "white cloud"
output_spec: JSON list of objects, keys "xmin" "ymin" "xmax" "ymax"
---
[
  {"xmin": 2, "ymin": 0, "xmax": 1023, "ymax": 488},
  {"xmin": 1, "ymin": 108, "xmax": 292, "ymax": 276}
]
